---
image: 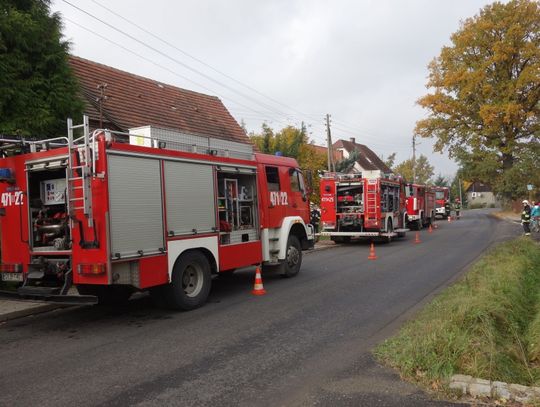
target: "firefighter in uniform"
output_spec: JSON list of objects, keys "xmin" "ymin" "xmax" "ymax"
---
[
  {"xmin": 454, "ymin": 198, "xmax": 461, "ymax": 219},
  {"xmin": 444, "ymin": 200, "xmax": 451, "ymax": 218},
  {"xmin": 522, "ymin": 200, "xmax": 532, "ymax": 236}
]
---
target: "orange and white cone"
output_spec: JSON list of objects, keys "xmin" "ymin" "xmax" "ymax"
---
[
  {"xmin": 252, "ymin": 266, "xmax": 266, "ymax": 296},
  {"xmin": 428, "ymin": 224, "xmax": 433, "ymax": 233},
  {"xmin": 368, "ymin": 242, "xmax": 377, "ymax": 260},
  {"xmin": 414, "ymin": 231, "xmax": 421, "ymax": 244},
  {"xmin": 448, "ymin": 215, "xmax": 452, "ymax": 222}
]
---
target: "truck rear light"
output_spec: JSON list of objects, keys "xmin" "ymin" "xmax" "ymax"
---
[
  {"xmin": 0, "ymin": 263, "xmax": 23, "ymax": 273},
  {"xmin": 78, "ymin": 263, "xmax": 106, "ymax": 275}
]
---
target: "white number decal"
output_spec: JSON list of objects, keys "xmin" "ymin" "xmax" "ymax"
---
[
  {"xmin": 270, "ymin": 191, "xmax": 289, "ymax": 206},
  {"xmin": 1, "ymin": 191, "xmax": 24, "ymax": 207}
]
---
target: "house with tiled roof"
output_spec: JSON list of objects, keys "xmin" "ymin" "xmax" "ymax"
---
[
  {"xmin": 69, "ymin": 56, "xmax": 249, "ymax": 145},
  {"xmin": 333, "ymin": 138, "xmax": 392, "ymax": 174}
]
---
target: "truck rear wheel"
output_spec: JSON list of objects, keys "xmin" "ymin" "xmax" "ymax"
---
[
  {"xmin": 163, "ymin": 251, "xmax": 211, "ymax": 310},
  {"xmin": 281, "ymin": 235, "xmax": 302, "ymax": 278}
]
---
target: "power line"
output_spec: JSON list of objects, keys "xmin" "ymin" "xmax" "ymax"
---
[
  {"xmin": 63, "ymin": 17, "xmax": 286, "ymax": 122},
  {"xmin": 88, "ymin": 0, "xmax": 320, "ymax": 122},
  {"xmin": 62, "ymin": 1, "xmax": 412, "ymax": 153},
  {"xmin": 61, "ymin": 0, "xmax": 304, "ymax": 121}
]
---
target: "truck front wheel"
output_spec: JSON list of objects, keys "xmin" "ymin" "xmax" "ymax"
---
[
  {"xmin": 281, "ymin": 235, "xmax": 302, "ymax": 278},
  {"xmin": 162, "ymin": 251, "xmax": 211, "ymax": 310}
]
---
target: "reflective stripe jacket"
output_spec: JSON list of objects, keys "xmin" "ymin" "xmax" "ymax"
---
[{"xmin": 522, "ymin": 207, "xmax": 531, "ymax": 223}]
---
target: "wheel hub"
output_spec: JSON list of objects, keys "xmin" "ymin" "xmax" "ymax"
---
[
  {"xmin": 182, "ymin": 265, "xmax": 203, "ymax": 297},
  {"xmin": 287, "ymin": 246, "xmax": 300, "ymax": 267}
]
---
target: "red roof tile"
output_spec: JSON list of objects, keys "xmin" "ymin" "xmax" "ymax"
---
[{"xmin": 69, "ymin": 56, "xmax": 250, "ymax": 144}]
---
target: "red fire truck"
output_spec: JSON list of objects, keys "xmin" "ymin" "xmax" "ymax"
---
[
  {"xmin": 433, "ymin": 186, "xmax": 451, "ymax": 218},
  {"xmin": 404, "ymin": 184, "xmax": 436, "ymax": 229},
  {"xmin": 0, "ymin": 117, "xmax": 314, "ymax": 309},
  {"xmin": 319, "ymin": 171, "xmax": 408, "ymax": 242}
]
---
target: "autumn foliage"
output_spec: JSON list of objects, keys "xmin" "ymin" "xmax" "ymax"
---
[{"xmin": 416, "ymin": 0, "xmax": 540, "ymax": 199}]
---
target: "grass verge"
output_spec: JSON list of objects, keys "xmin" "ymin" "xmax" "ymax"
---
[{"xmin": 375, "ymin": 237, "xmax": 540, "ymax": 389}]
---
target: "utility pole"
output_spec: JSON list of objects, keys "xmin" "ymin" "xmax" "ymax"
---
[
  {"xmin": 458, "ymin": 176, "xmax": 463, "ymax": 203},
  {"xmin": 97, "ymin": 83, "xmax": 108, "ymax": 128},
  {"xmin": 412, "ymin": 134, "xmax": 417, "ymax": 183},
  {"xmin": 325, "ymin": 114, "xmax": 335, "ymax": 172}
]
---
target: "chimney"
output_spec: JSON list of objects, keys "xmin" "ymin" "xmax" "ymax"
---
[{"xmin": 350, "ymin": 137, "xmax": 356, "ymax": 144}]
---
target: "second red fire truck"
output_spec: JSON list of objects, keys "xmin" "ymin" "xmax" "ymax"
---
[
  {"xmin": 0, "ymin": 117, "xmax": 315, "ymax": 309},
  {"xmin": 319, "ymin": 170, "xmax": 408, "ymax": 242}
]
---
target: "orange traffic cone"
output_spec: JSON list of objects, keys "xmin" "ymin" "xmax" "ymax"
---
[
  {"xmin": 368, "ymin": 242, "xmax": 377, "ymax": 260},
  {"xmin": 448, "ymin": 215, "xmax": 452, "ymax": 222},
  {"xmin": 414, "ymin": 231, "xmax": 421, "ymax": 244},
  {"xmin": 428, "ymin": 224, "xmax": 433, "ymax": 233},
  {"xmin": 252, "ymin": 266, "xmax": 266, "ymax": 296}
]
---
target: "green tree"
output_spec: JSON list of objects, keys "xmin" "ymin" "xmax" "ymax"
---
[
  {"xmin": 297, "ymin": 142, "xmax": 327, "ymax": 204},
  {"xmin": 249, "ymin": 123, "xmax": 327, "ymax": 202},
  {"xmin": 0, "ymin": 0, "xmax": 83, "ymax": 137},
  {"xmin": 335, "ymin": 150, "xmax": 359, "ymax": 173},
  {"xmin": 433, "ymin": 173, "xmax": 449, "ymax": 187},
  {"xmin": 394, "ymin": 154, "xmax": 435, "ymax": 184},
  {"xmin": 383, "ymin": 152, "xmax": 397, "ymax": 169},
  {"xmin": 415, "ymin": 0, "xmax": 540, "ymax": 200}
]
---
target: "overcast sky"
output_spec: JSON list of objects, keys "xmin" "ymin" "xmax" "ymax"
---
[{"xmin": 51, "ymin": 0, "xmax": 500, "ymax": 178}]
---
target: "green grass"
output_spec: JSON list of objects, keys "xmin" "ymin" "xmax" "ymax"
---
[{"xmin": 375, "ymin": 238, "xmax": 540, "ymax": 388}]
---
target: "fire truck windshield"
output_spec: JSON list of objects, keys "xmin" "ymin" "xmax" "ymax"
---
[{"xmin": 435, "ymin": 191, "xmax": 446, "ymax": 200}]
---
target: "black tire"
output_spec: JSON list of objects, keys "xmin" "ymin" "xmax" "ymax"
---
[
  {"xmin": 77, "ymin": 284, "xmax": 133, "ymax": 305},
  {"xmin": 162, "ymin": 251, "xmax": 211, "ymax": 310},
  {"xmin": 385, "ymin": 219, "xmax": 393, "ymax": 243},
  {"xmin": 280, "ymin": 235, "xmax": 302, "ymax": 278},
  {"xmin": 416, "ymin": 218, "xmax": 423, "ymax": 230}
]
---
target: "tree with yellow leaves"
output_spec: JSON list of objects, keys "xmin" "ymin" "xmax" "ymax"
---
[{"xmin": 416, "ymin": 0, "xmax": 540, "ymax": 199}]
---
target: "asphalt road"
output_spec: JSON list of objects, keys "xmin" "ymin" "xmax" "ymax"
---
[{"xmin": 0, "ymin": 209, "xmax": 521, "ymax": 407}]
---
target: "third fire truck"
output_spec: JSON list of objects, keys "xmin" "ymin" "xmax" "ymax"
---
[
  {"xmin": 319, "ymin": 171, "xmax": 408, "ymax": 242},
  {"xmin": 0, "ymin": 117, "xmax": 315, "ymax": 309},
  {"xmin": 433, "ymin": 186, "xmax": 451, "ymax": 218},
  {"xmin": 405, "ymin": 184, "xmax": 436, "ymax": 229}
]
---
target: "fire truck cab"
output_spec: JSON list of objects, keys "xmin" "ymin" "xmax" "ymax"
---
[
  {"xmin": 319, "ymin": 170, "xmax": 408, "ymax": 242},
  {"xmin": 404, "ymin": 183, "xmax": 436, "ymax": 229},
  {"xmin": 0, "ymin": 117, "xmax": 314, "ymax": 309},
  {"xmin": 433, "ymin": 186, "xmax": 450, "ymax": 218}
]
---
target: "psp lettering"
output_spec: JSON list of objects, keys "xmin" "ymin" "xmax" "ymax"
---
[
  {"xmin": 1, "ymin": 191, "xmax": 24, "ymax": 207},
  {"xmin": 270, "ymin": 191, "xmax": 288, "ymax": 206}
]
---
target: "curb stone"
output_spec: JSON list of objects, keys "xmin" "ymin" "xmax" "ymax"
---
[
  {"xmin": 0, "ymin": 303, "xmax": 61, "ymax": 323},
  {"xmin": 450, "ymin": 374, "xmax": 540, "ymax": 403}
]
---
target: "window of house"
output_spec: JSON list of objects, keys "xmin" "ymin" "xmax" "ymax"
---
[{"xmin": 266, "ymin": 166, "xmax": 280, "ymax": 191}]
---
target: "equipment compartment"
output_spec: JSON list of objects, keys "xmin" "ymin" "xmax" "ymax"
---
[{"xmin": 27, "ymin": 167, "xmax": 70, "ymax": 251}]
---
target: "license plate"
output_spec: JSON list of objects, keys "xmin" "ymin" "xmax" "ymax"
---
[{"xmin": 1, "ymin": 272, "xmax": 23, "ymax": 282}]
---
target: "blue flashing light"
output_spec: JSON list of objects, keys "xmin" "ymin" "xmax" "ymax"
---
[
  {"xmin": 275, "ymin": 151, "xmax": 283, "ymax": 157},
  {"xmin": 0, "ymin": 168, "xmax": 12, "ymax": 179}
]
